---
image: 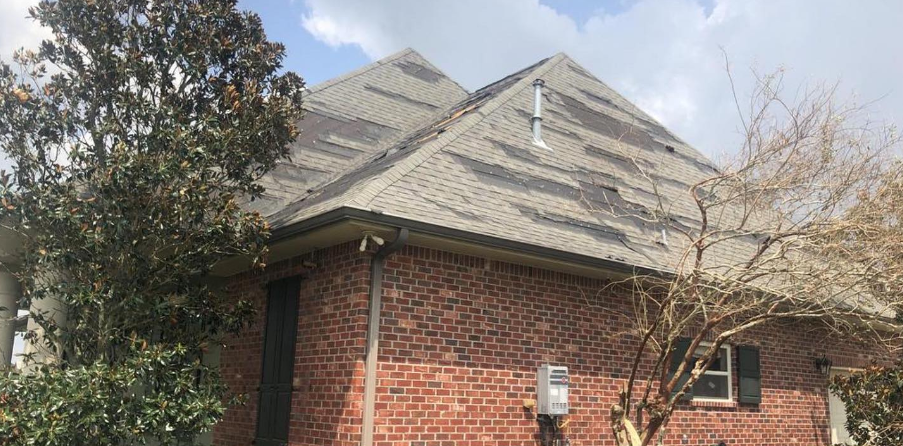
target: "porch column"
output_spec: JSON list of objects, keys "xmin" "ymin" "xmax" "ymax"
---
[
  {"xmin": 197, "ymin": 343, "xmax": 222, "ymax": 446},
  {"xmin": 0, "ymin": 271, "xmax": 19, "ymax": 365},
  {"xmin": 21, "ymin": 272, "xmax": 68, "ymax": 371}
]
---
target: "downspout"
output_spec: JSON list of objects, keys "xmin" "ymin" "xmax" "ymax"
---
[{"xmin": 361, "ymin": 227, "xmax": 409, "ymax": 446}]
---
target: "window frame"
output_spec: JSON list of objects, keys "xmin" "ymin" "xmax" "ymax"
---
[{"xmin": 691, "ymin": 342, "xmax": 733, "ymax": 403}]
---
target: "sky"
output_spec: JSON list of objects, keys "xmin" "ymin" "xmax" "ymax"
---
[{"xmin": 1, "ymin": 0, "xmax": 902, "ymax": 161}]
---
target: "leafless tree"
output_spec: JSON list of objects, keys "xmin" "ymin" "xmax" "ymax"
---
[{"xmin": 595, "ymin": 66, "xmax": 903, "ymax": 446}]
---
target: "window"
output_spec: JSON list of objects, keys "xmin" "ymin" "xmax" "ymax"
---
[{"xmin": 691, "ymin": 343, "xmax": 732, "ymax": 401}]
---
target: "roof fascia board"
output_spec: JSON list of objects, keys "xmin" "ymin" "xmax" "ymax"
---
[{"xmin": 268, "ymin": 208, "xmax": 900, "ymax": 327}]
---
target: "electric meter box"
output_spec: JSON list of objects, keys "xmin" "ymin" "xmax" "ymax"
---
[{"xmin": 537, "ymin": 364, "xmax": 569, "ymax": 415}]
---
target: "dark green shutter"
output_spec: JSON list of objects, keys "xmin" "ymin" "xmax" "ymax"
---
[
  {"xmin": 737, "ymin": 345, "xmax": 762, "ymax": 404},
  {"xmin": 668, "ymin": 338, "xmax": 693, "ymax": 402},
  {"xmin": 255, "ymin": 277, "xmax": 302, "ymax": 446}
]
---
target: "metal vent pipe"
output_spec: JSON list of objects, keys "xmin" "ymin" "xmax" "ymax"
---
[{"xmin": 531, "ymin": 79, "xmax": 549, "ymax": 148}]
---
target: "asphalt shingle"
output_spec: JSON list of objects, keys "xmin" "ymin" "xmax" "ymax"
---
[
  {"xmin": 249, "ymin": 48, "xmax": 468, "ymax": 216},
  {"xmin": 266, "ymin": 52, "xmax": 763, "ymax": 274}
]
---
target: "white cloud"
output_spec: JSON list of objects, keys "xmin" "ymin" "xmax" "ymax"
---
[
  {"xmin": 301, "ymin": 0, "xmax": 903, "ymax": 160},
  {"xmin": 0, "ymin": 0, "xmax": 49, "ymax": 62}
]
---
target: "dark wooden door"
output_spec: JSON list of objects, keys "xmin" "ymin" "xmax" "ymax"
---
[{"xmin": 255, "ymin": 276, "xmax": 301, "ymax": 446}]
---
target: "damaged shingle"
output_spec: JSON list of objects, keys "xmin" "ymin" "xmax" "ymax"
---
[
  {"xmin": 266, "ymin": 52, "xmax": 758, "ymax": 274},
  {"xmin": 488, "ymin": 137, "xmax": 543, "ymax": 163},
  {"xmin": 514, "ymin": 204, "xmax": 624, "ymax": 243},
  {"xmin": 516, "ymin": 107, "xmax": 586, "ymax": 143},
  {"xmin": 555, "ymin": 91, "xmax": 659, "ymax": 150},
  {"xmin": 365, "ymin": 85, "xmax": 440, "ymax": 111},
  {"xmin": 580, "ymin": 88, "xmax": 624, "ymax": 114},
  {"xmin": 584, "ymin": 144, "xmax": 649, "ymax": 173},
  {"xmin": 487, "ymin": 138, "xmax": 574, "ymax": 175},
  {"xmin": 568, "ymin": 62, "xmax": 597, "ymax": 82},
  {"xmin": 253, "ymin": 49, "xmax": 467, "ymax": 216},
  {"xmin": 395, "ymin": 60, "xmax": 443, "ymax": 83},
  {"xmin": 455, "ymin": 154, "xmax": 579, "ymax": 200},
  {"xmin": 430, "ymin": 198, "xmax": 487, "ymax": 222}
]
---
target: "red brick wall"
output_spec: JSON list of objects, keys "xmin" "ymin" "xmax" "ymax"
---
[
  {"xmin": 214, "ymin": 242, "xmax": 371, "ymax": 446},
  {"xmin": 374, "ymin": 245, "xmax": 878, "ymax": 446},
  {"xmin": 215, "ymin": 242, "xmax": 880, "ymax": 446}
]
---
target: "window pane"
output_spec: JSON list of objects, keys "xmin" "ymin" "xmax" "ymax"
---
[
  {"xmin": 710, "ymin": 347, "xmax": 728, "ymax": 372},
  {"xmin": 693, "ymin": 346, "xmax": 728, "ymax": 372},
  {"xmin": 693, "ymin": 374, "xmax": 729, "ymax": 399}
]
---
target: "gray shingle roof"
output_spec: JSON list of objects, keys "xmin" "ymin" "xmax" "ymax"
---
[
  {"xmin": 249, "ymin": 48, "xmax": 468, "ymax": 216},
  {"xmin": 266, "ymin": 52, "xmax": 761, "ymax": 273}
]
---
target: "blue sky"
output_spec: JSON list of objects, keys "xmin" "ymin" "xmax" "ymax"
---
[
  {"xmin": 2, "ymin": 0, "xmax": 902, "ymax": 160},
  {"xmin": 238, "ymin": 0, "xmax": 370, "ymax": 87},
  {"xmin": 238, "ymin": 0, "xmax": 641, "ymax": 88}
]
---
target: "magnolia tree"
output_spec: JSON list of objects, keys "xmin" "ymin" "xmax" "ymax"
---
[
  {"xmin": 593, "ymin": 69, "xmax": 903, "ymax": 446},
  {"xmin": 0, "ymin": 1, "xmax": 303, "ymax": 445}
]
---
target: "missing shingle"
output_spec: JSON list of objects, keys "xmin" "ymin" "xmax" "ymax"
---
[
  {"xmin": 580, "ymin": 88, "xmax": 624, "ymax": 114},
  {"xmin": 665, "ymin": 144, "xmax": 676, "ymax": 153},
  {"xmin": 556, "ymin": 91, "xmax": 655, "ymax": 150},
  {"xmin": 294, "ymin": 111, "xmax": 395, "ymax": 155},
  {"xmin": 364, "ymin": 85, "xmax": 439, "ymax": 111},
  {"xmin": 455, "ymin": 154, "xmax": 577, "ymax": 199},
  {"xmin": 513, "ymin": 204, "xmax": 625, "ymax": 243},
  {"xmin": 395, "ymin": 60, "xmax": 443, "ymax": 83}
]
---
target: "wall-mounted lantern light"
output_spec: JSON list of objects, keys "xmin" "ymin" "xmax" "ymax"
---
[{"xmin": 814, "ymin": 355, "xmax": 833, "ymax": 377}]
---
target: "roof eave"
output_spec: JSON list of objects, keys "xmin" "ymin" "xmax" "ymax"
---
[{"xmin": 269, "ymin": 206, "xmax": 665, "ymax": 279}]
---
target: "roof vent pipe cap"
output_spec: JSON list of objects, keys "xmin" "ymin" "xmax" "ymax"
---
[{"xmin": 531, "ymin": 79, "xmax": 550, "ymax": 150}]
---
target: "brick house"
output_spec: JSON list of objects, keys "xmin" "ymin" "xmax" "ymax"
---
[{"xmin": 211, "ymin": 49, "xmax": 876, "ymax": 446}]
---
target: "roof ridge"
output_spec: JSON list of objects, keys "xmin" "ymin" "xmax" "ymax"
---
[
  {"xmin": 348, "ymin": 53, "xmax": 569, "ymax": 210},
  {"xmin": 305, "ymin": 48, "xmax": 414, "ymax": 96}
]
